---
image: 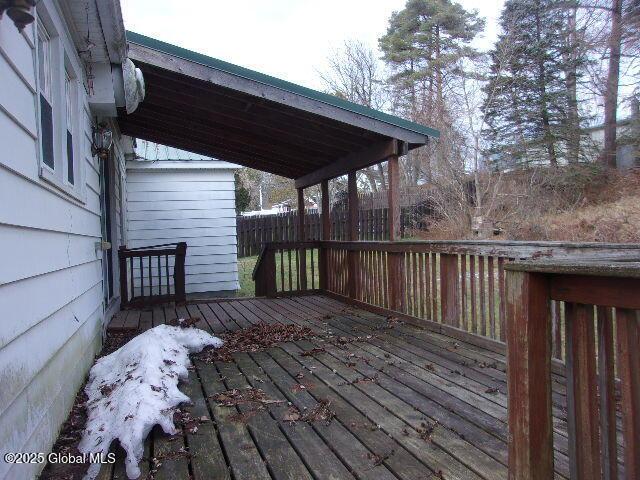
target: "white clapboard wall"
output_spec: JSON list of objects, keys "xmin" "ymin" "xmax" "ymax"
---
[
  {"xmin": 126, "ymin": 158, "xmax": 240, "ymax": 295},
  {"xmin": 0, "ymin": 9, "xmax": 127, "ymax": 479}
]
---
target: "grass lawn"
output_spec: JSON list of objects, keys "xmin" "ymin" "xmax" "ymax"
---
[{"xmin": 237, "ymin": 255, "xmax": 259, "ymax": 297}]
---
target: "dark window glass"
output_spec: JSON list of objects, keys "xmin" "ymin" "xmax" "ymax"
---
[
  {"xmin": 40, "ymin": 94, "xmax": 54, "ymax": 169},
  {"xmin": 67, "ymin": 130, "xmax": 74, "ymax": 184}
]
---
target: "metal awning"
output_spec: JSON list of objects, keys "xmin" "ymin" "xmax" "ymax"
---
[{"xmin": 119, "ymin": 32, "xmax": 439, "ymax": 188}]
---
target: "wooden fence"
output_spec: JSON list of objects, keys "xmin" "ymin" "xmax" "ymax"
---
[{"xmin": 237, "ymin": 201, "xmax": 433, "ymax": 257}]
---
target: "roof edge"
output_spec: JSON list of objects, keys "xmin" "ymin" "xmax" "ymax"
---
[
  {"xmin": 126, "ymin": 160, "xmax": 239, "ymax": 171},
  {"xmin": 125, "ymin": 31, "xmax": 440, "ymax": 140}
]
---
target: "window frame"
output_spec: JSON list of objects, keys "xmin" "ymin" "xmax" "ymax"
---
[
  {"xmin": 36, "ymin": 18, "xmax": 55, "ymax": 172},
  {"xmin": 34, "ymin": 6, "xmax": 85, "ymax": 203}
]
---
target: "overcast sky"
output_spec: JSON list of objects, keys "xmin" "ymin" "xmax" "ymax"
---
[{"xmin": 122, "ymin": 0, "xmax": 505, "ymax": 91}]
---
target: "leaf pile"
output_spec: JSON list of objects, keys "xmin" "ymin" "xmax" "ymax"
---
[
  {"xmin": 197, "ymin": 323, "xmax": 315, "ymax": 362},
  {"xmin": 211, "ymin": 388, "xmax": 283, "ymax": 407},
  {"xmin": 283, "ymin": 399, "xmax": 335, "ymax": 425},
  {"xmin": 167, "ymin": 317, "xmax": 201, "ymax": 328},
  {"xmin": 100, "ymin": 330, "xmax": 138, "ymax": 357}
]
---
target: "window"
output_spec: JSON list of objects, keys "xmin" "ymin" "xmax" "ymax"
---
[
  {"xmin": 37, "ymin": 20, "xmax": 54, "ymax": 170},
  {"xmin": 35, "ymin": 9, "xmax": 84, "ymax": 201}
]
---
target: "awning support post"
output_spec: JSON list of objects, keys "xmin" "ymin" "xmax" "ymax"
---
[
  {"xmin": 387, "ymin": 154, "xmax": 403, "ymax": 311},
  {"xmin": 319, "ymin": 179, "xmax": 330, "ymax": 291},
  {"xmin": 348, "ymin": 171, "xmax": 359, "ymax": 299},
  {"xmin": 297, "ymin": 187, "xmax": 307, "ymax": 290}
]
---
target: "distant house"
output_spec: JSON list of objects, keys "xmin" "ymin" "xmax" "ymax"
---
[
  {"xmin": 126, "ymin": 141, "xmax": 240, "ymax": 295},
  {"xmin": 587, "ymin": 114, "xmax": 639, "ymax": 170},
  {"xmin": 241, "ymin": 201, "xmax": 292, "ymax": 217}
]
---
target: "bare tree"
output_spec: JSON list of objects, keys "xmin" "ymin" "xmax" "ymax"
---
[{"xmin": 320, "ymin": 40, "xmax": 388, "ymax": 191}]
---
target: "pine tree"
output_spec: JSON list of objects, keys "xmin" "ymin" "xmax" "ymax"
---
[
  {"xmin": 379, "ymin": 0, "xmax": 484, "ymax": 183},
  {"xmin": 483, "ymin": 0, "xmax": 577, "ymax": 170}
]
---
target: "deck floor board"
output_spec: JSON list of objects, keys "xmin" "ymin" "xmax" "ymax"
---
[{"xmin": 104, "ymin": 295, "xmax": 575, "ymax": 480}]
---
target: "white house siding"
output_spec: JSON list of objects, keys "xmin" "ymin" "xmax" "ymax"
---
[
  {"xmin": 126, "ymin": 161, "xmax": 240, "ymax": 295},
  {"xmin": 0, "ymin": 5, "xmax": 125, "ymax": 479}
]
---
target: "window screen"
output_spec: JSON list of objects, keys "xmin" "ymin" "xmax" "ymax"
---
[{"xmin": 65, "ymin": 71, "xmax": 74, "ymax": 184}]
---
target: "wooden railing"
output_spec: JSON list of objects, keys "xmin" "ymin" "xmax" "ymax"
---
[
  {"xmin": 253, "ymin": 241, "xmax": 321, "ymax": 297},
  {"xmin": 505, "ymin": 260, "xmax": 639, "ymax": 480},
  {"xmin": 322, "ymin": 240, "xmax": 640, "ymax": 354},
  {"xmin": 118, "ymin": 242, "xmax": 187, "ymax": 309},
  {"xmin": 253, "ymin": 239, "xmax": 640, "ymax": 354}
]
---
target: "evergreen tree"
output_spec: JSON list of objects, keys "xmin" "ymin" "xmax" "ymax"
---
[
  {"xmin": 482, "ymin": 0, "xmax": 585, "ymax": 170},
  {"xmin": 379, "ymin": 0, "xmax": 484, "ymax": 183},
  {"xmin": 234, "ymin": 172, "xmax": 251, "ymax": 214}
]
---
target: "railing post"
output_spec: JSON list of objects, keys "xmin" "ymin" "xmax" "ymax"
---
[
  {"xmin": 505, "ymin": 268, "xmax": 553, "ymax": 480},
  {"xmin": 174, "ymin": 242, "xmax": 187, "ymax": 304},
  {"xmin": 118, "ymin": 246, "xmax": 129, "ymax": 308},
  {"xmin": 297, "ymin": 187, "xmax": 307, "ymax": 290},
  {"xmin": 255, "ymin": 246, "xmax": 276, "ymax": 298},
  {"xmin": 616, "ymin": 308, "xmax": 640, "ymax": 480},
  {"xmin": 440, "ymin": 253, "xmax": 460, "ymax": 327},
  {"xmin": 387, "ymin": 154, "xmax": 403, "ymax": 311},
  {"xmin": 319, "ymin": 180, "xmax": 330, "ymax": 291},
  {"xmin": 347, "ymin": 171, "xmax": 359, "ymax": 299}
]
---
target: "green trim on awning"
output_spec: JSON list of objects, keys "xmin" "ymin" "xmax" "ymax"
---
[{"xmin": 126, "ymin": 31, "xmax": 440, "ymax": 140}]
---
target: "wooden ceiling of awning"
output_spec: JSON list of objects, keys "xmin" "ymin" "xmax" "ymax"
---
[{"xmin": 118, "ymin": 32, "xmax": 439, "ymax": 185}]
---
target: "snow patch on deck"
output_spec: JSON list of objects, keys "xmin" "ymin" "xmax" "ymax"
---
[{"xmin": 78, "ymin": 324, "xmax": 223, "ymax": 479}]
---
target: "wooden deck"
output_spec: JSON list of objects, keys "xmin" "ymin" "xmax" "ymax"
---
[{"xmin": 103, "ymin": 295, "xmax": 574, "ymax": 480}]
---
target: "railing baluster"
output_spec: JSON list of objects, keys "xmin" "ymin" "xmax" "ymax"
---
[
  {"xmin": 286, "ymin": 249, "xmax": 291, "ymax": 292},
  {"xmin": 565, "ymin": 302, "xmax": 601, "ymax": 480},
  {"xmin": 469, "ymin": 255, "xmax": 477, "ymax": 334},
  {"xmin": 488, "ymin": 256, "xmax": 496, "ymax": 339},
  {"xmin": 139, "ymin": 256, "xmax": 144, "ymax": 299},
  {"xmin": 616, "ymin": 308, "xmax": 640, "ymax": 480},
  {"xmin": 415, "ymin": 252, "xmax": 421, "ymax": 317},
  {"xmin": 157, "ymin": 255, "xmax": 161, "ymax": 296},
  {"xmin": 423, "ymin": 252, "xmax": 431, "ymax": 320},
  {"xmin": 597, "ymin": 306, "xmax": 618, "ymax": 480},
  {"xmin": 460, "ymin": 254, "xmax": 467, "ymax": 330},
  {"xmin": 479, "ymin": 256, "xmax": 486, "ymax": 336},
  {"xmin": 129, "ymin": 257, "xmax": 134, "ymax": 303},
  {"xmin": 165, "ymin": 255, "xmax": 170, "ymax": 295},
  {"xmin": 551, "ymin": 300, "xmax": 562, "ymax": 359},
  {"xmin": 498, "ymin": 257, "xmax": 506, "ymax": 342},
  {"xmin": 310, "ymin": 247, "xmax": 315, "ymax": 290},
  {"xmin": 430, "ymin": 253, "xmax": 438, "ymax": 322}
]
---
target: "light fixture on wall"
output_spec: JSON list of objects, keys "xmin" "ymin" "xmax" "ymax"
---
[
  {"xmin": 91, "ymin": 124, "xmax": 113, "ymax": 160},
  {"xmin": 0, "ymin": 0, "xmax": 41, "ymax": 32}
]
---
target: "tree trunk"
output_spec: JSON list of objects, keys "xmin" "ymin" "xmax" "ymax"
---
[
  {"xmin": 535, "ymin": 3, "xmax": 558, "ymax": 166},
  {"xmin": 362, "ymin": 168, "xmax": 379, "ymax": 193},
  {"xmin": 434, "ymin": 25, "xmax": 446, "ymax": 170},
  {"xmin": 376, "ymin": 163, "xmax": 387, "ymax": 190},
  {"xmin": 601, "ymin": 0, "xmax": 623, "ymax": 168},
  {"xmin": 565, "ymin": 3, "xmax": 580, "ymax": 164}
]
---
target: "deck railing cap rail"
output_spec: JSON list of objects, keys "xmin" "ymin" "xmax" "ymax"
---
[
  {"xmin": 318, "ymin": 239, "xmax": 640, "ymax": 249},
  {"xmin": 505, "ymin": 258, "xmax": 640, "ymax": 278}
]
